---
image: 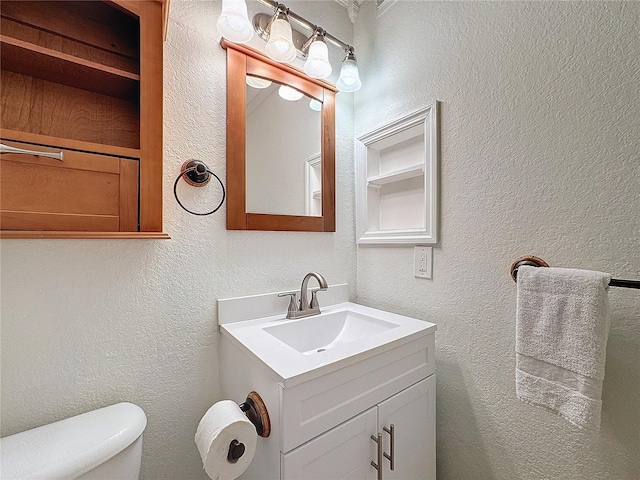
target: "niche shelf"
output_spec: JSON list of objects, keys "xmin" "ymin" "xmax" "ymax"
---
[
  {"xmin": 367, "ymin": 164, "xmax": 425, "ymax": 186},
  {"xmin": 356, "ymin": 103, "xmax": 439, "ymax": 245}
]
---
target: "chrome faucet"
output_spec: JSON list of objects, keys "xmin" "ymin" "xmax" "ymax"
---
[{"xmin": 279, "ymin": 272, "xmax": 328, "ymax": 319}]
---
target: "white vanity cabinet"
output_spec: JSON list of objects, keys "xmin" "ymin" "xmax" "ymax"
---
[
  {"xmin": 219, "ymin": 319, "xmax": 436, "ymax": 480},
  {"xmin": 283, "ymin": 376, "xmax": 435, "ymax": 480}
]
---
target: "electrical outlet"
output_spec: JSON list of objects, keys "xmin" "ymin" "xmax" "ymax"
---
[{"xmin": 414, "ymin": 246, "xmax": 432, "ymax": 279}]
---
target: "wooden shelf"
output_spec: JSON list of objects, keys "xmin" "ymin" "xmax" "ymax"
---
[
  {"xmin": 0, "ymin": 231, "xmax": 171, "ymax": 240},
  {"xmin": 367, "ymin": 164, "xmax": 424, "ymax": 187},
  {"xmin": 0, "ymin": 35, "xmax": 140, "ymax": 100},
  {"xmin": 0, "ymin": 129, "xmax": 140, "ymax": 159}
]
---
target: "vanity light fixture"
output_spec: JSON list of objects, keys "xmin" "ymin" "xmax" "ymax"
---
[
  {"xmin": 246, "ymin": 76, "xmax": 272, "ymax": 89},
  {"xmin": 217, "ymin": 0, "xmax": 254, "ymax": 44},
  {"xmin": 336, "ymin": 47, "xmax": 362, "ymax": 92},
  {"xmin": 264, "ymin": 8, "xmax": 297, "ymax": 62},
  {"xmin": 218, "ymin": 0, "xmax": 363, "ymax": 91},
  {"xmin": 309, "ymin": 98, "xmax": 322, "ymax": 111},
  {"xmin": 278, "ymin": 85, "xmax": 303, "ymax": 101},
  {"xmin": 303, "ymin": 29, "xmax": 332, "ymax": 79}
]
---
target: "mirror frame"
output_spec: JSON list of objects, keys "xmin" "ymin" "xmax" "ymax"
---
[{"xmin": 222, "ymin": 40, "xmax": 336, "ymax": 232}]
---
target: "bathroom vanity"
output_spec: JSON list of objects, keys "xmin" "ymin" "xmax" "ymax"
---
[{"xmin": 219, "ymin": 288, "xmax": 436, "ymax": 480}]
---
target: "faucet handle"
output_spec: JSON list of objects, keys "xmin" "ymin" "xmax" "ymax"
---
[
  {"xmin": 310, "ymin": 289, "xmax": 322, "ymax": 309},
  {"xmin": 278, "ymin": 292, "xmax": 298, "ymax": 317}
]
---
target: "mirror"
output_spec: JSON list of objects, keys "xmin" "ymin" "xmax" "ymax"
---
[
  {"xmin": 223, "ymin": 40, "xmax": 336, "ymax": 232},
  {"xmin": 245, "ymin": 76, "xmax": 321, "ymax": 217}
]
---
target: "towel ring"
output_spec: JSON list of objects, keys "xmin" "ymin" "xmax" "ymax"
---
[
  {"xmin": 509, "ymin": 255, "xmax": 549, "ymax": 282},
  {"xmin": 173, "ymin": 160, "xmax": 225, "ymax": 216}
]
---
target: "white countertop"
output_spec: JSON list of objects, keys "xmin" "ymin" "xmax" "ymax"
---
[{"xmin": 220, "ymin": 302, "xmax": 436, "ymax": 387}]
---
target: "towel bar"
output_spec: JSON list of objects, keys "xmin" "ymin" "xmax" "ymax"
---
[{"xmin": 510, "ymin": 255, "xmax": 640, "ymax": 289}]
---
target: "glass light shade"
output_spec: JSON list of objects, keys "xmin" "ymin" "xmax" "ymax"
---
[
  {"xmin": 246, "ymin": 76, "xmax": 272, "ymax": 89},
  {"xmin": 304, "ymin": 39, "xmax": 332, "ymax": 79},
  {"xmin": 309, "ymin": 99, "xmax": 322, "ymax": 111},
  {"xmin": 336, "ymin": 59, "xmax": 362, "ymax": 92},
  {"xmin": 217, "ymin": 0, "xmax": 253, "ymax": 43},
  {"xmin": 278, "ymin": 85, "xmax": 303, "ymax": 101},
  {"xmin": 265, "ymin": 18, "xmax": 297, "ymax": 63}
]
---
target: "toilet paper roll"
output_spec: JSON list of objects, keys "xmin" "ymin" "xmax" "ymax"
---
[{"xmin": 195, "ymin": 400, "xmax": 257, "ymax": 480}]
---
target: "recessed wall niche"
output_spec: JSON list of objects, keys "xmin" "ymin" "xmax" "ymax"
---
[{"xmin": 356, "ymin": 103, "xmax": 439, "ymax": 245}]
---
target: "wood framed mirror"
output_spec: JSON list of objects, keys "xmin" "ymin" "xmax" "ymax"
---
[{"xmin": 222, "ymin": 40, "xmax": 336, "ymax": 232}]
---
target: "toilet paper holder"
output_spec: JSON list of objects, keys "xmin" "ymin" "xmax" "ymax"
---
[{"xmin": 228, "ymin": 391, "xmax": 270, "ymax": 463}]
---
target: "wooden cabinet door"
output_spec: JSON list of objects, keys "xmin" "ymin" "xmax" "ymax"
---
[
  {"xmin": 377, "ymin": 375, "xmax": 436, "ymax": 480},
  {"xmin": 0, "ymin": 140, "xmax": 138, "ymax": 231},
  {"xmin": 282, "ymin": 408, "xmax": 378, "ymax": 480}
]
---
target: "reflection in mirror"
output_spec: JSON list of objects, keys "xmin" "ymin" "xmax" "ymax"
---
[{"xmin": 245, "ymin": 75, "xmax": 322, "ymax": 217}]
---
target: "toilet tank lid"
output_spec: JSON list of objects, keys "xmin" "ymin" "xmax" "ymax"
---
[{"xmin": 0, "ymin": 402, "xmax": 147, "ymax": 480}]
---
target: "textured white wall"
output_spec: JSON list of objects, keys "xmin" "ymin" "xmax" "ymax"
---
[
  {"xmin": 0, "ymin": 1, "xmax": 354, "ymax": 479},
  {"xmin": 354, "ymin": 2, "xmax": 639, "ymax": 479}
]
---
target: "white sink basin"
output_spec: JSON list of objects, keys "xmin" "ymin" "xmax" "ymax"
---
[
  {"xmin": 220, "ymin": 302, "xmax": 436, "ymax": 386},
  {"xmin": 264, "ymin": 310, "xmax": 400, "ymax": 355}
]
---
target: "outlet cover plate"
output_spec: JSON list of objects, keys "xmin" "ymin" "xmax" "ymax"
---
[{"xmin": 414, "ymin": 246, "xmax": 432, "ymax": 279}]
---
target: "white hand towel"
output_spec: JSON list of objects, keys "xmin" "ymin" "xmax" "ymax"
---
[{"xmin": 515, "ymin": 265, "xmax": 612, "ymax": 431}]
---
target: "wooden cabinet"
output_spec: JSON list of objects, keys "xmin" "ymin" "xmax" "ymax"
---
[
  {"xmin": 282, "ymin": 377, "xmax": 436, "ymax": 480},
  {"xmin": 0, "ymin": 0, "xmax": 168, "ymax": 239}
]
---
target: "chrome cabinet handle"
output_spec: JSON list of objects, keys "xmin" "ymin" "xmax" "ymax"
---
[
  {"xmin": 0, "ymin": 143, "xmax": 64, "ymax": 161},
  {"xmin": 383, "ymin": 424, "xmax": 395, "ymax": 470},
  {"xmin": 371, "ymin": 433, "xmax": 383, "ymax": 480}
]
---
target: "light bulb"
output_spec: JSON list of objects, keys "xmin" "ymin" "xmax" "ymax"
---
[
  {"xmin": 336, "ymin": 58, "xmax": 362, "ymax": 92},
  {"xmin": 270, "ymin": 40, "xmax": 289, "ymax": 54},
  {"xmin": 246, "ymin": 76, "xmax": 272, "ymax": 89},
  {"xmin": 217, "ymin": 0, "xmax": 253, "ymax": 43},
  {"xmin": 309, "ymin": 99, "xmax": 322, "ymax": 111},
  {"xmin": 278, "ymin": 85, "xmax": 303, "ymax": 101},
  {"xmin": 304, "ymin": 38, "xmax": 332, "ymax": 79},
  {"xmin": 226, "ymin": 16, "xmax": 247, "ymax": 31},
  {"xmin": 265, "ymin": 17, "xmax": 297, "ymax": 63}
]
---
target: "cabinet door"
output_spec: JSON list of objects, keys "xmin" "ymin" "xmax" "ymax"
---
[
  {"xmin": 282, "ymin": 407, "xmax": 378, "ymax": 480},
  {"xmin": 1, "ymin": 140, "xmax": 138, "ymax": 232},
  {"xmin": 377, "ymin": 375, "xmax": 436, "ymax": 480}
]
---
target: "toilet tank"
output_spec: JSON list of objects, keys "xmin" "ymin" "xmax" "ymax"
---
[{"xmin": 0, "ymin": 402, "xmax": 147, "ymax": 480}]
